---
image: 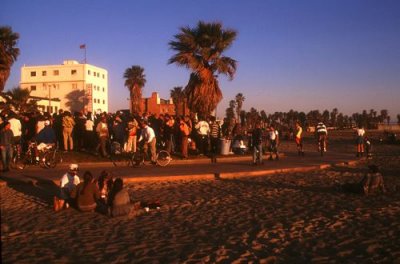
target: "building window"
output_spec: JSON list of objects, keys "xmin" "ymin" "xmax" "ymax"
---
[
  {"xmin": 93, "ymin": 72, "xmax": 96, "ymax": 77},
  {"xmin": 42, "ymin": 71, "xmax": 47, "ymax": 76},
  {"xmin": 53, "ymin": 70, "xmax": 59, "ymax": 76},
  {"xmin": 97, "ymin": 73, "xmax": 100, "ymax": 77},
  {"xmin": 30, "ymin": 71, "xmax": 36, "ymax": 77},
  {"xmin": 72, "ymin": 83, "xmax": 78, "ymax": 89},
  {"xmin": 30, "ymin": 85, "xmax": 36, "ymax": 91},
  {"xmin": 102, "ymin": 87, "xmax": 105, "ymax": 92},
  {"xmin": 103, "ymin": 100, "xmax": 105, "ymax": 104},
  {"xmin": 88, "ymin": 70, "xmax": 91, "ymax": 75},
  {"xmin": 102, "ymin": 74, "xmax": 105, "ymax": 79},
  {"xmin": 71, "ymin": 69, "xmax": 77, "ymax": 75}
]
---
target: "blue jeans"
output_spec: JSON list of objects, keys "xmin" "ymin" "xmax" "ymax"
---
[
  {"xmin": 253, "ymin": 143, "xmax": 263, "ymax": 164},
  {"xmin": 1, "ymin": 145, "xmax": 13, "ymax": 170}
]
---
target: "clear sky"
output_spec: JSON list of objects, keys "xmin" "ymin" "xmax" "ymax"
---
[{"xmin": 1, "ymin": 0, "xmax": 400, "ymax": 118}]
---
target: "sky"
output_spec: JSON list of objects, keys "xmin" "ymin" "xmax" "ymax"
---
[{"xmin": 1, "ymin": 0, "xmax": 400, "ymax": 119}]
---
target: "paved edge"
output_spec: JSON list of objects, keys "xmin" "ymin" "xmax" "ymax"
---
[{"xmin": 0, "ymin": 159, "xmax": 360, "ymax": 186}]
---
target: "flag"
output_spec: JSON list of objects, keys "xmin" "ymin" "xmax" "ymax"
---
[{"xmin": 80, "ymin": 44, "xmax": 86, "ymax": 49}]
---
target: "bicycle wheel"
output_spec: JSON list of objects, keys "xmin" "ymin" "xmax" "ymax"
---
[
  {"xmin": 156, "ymin": 150, "xmax": 171, "ymax": 167},
  {"xmin": 11, "ymin": 153, "xmax": 26, "ymax": 170},
  {"xmin": 43, "ymin": 151, "xmax": 62, "ymax": 168},
  {"xmin": 131, "ymin": 152, "xmax": 144, "ymax": 167}
]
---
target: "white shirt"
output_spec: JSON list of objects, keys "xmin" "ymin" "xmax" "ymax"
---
[
  {"xmin": 85, "ymin": 119, "xmax": 94, "ymax": 131},
  {"xmin": 357, "ymin": 128, "xmax": 365, "ymax": 136},
  {"xmin": 139, "ymin": 125, "xmax": 155, "ymax": 143},
  {"xmin": 269, "ymin": 130, "xmax": 278, "ymax": 140},
  {"xmin": 195, "ymin": 121, "xmax": 210, "ymax": 136},
  {"xmin": 9, "ymin": 117, "xmax": 22, "ymax": 137},
  {"xmin": 60, "ymin": 172, "xmax": 80, "ymax": 191}
]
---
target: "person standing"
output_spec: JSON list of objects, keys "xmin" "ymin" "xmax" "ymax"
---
[
  {"xmin": 179, "ymin": 117, "xmax": 190, "ymax": 159},
  {"xmin": 209, "ymin": 116, "xmax": 221, "ymax": 162},
  {"xmin": 62, "ymin": 111, "xmax": 75, "ymax": 152},
  {"xmin": 195, "ymin": 118, "xmax": 210, "ymax": 156},
  {"xmin": 252, "ymin": 122, "xmax": 263, "ymax": 165},
  {"xmin": 84, "ymin": 112, "xmax": 95, "ymax": 152},
  {"xmin": 268, "ymin": 125, "xmax": 280, "ymax": 161},
  {"xmin": 295, "ymin": 122, "xmax": 304, "ymax": 156},
  {"xmin": 96, "ymin": 116, "xmax": 109, "ymax": 157},
  {"xmin": 126, "ymin": 116, "xmax": 139, "ymax": 153},
  {"xmin": 356, "ymin": 124, "xmax": 366, "ymax": 157},
  {"xmin": 316, "ymin": 121, "xmax": 328, "ymax": 152},
  {"xmin": 0, "ymin": 122, "xmax": 14, "ymax": 172}
]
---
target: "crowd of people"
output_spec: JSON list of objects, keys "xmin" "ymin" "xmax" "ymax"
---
[{"xmin": 0, "ymin": 107, "xmax": 373, "ymax": 172}]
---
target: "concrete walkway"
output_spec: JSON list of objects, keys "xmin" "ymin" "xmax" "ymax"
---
[{"xmin": 1, "ymin": 150, "xmax": 359, "ymax": 185}]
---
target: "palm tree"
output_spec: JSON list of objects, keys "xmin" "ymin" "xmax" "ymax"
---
[
  {"xmin": 6, "ymin": 86, "xmax": 37, "ymax": 113},
  {"xmin": 123, "ymin": 65, "xmax": 146, "ymax": 114},
  {"xmin": 170, "ymin": 86, "xmax": 185, "ymax": 116},
  {"xmin": 169, "ymin": 21, "xmax": 237, "ymax": 118},
  {"xmin": 0, "ymin": 26, "xmax": 20, "ymax": 92}
]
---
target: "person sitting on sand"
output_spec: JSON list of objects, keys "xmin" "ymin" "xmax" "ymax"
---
[
  {"xmin": 54, "ymin": 164, "xmax": 80, "ymax": 211},
  {"xmin": 97, "ymin": 170, "xmax": 114, "ymax": 204},
  {"xmin": 107, "ymin": 178, "xmax": 141, "ymax": 217},
  {"xmin": 71, "ymin": 171, "xmax": 100, "ymax": 212},
  {"xmin": 338, "ymin": 165, "xmax": 386, "ymax": 195}
]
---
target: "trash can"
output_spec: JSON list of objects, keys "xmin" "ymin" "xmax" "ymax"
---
[{"xmin": 220, "ymin": 139, "xmax": 232, "ymax": 155}]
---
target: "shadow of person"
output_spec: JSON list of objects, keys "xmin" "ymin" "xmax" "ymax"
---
[{"xmin": 0, "ymin": 174, "xmax": 60, "ymax": 207}]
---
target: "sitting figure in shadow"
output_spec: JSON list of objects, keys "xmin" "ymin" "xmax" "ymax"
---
[
  {"xmin": 71, "ymin": 171, "xmax": 100, "ymax": 212},
  {"xmin": 96, "ymin": 170, "xmax": 114, "ymax": 204},
  {"xmin": 107, "ymin": 178, "xmax": 143, "ymax": 217},
  {"xmin": 54, "ymin": 163, "xmax": 80, "ymax": 211},
  {"xmin": 339, "ymin": 165, "xmax": 386, "ymax": 195}
]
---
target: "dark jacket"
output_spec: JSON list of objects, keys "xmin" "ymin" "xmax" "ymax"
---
[{"xmin": 36, "ymin": 126, "xmax": 56, "ymax": 144}]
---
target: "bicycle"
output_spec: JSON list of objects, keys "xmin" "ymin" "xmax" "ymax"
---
[
  {"xmin": 111, "ymin": 143, "xmax": 171, "ymax": 167},
  {"xmin": 11, "ymin": 142, "xmax": 62, "ymax": 169}
]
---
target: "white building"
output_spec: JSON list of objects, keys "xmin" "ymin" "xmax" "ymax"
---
[{"xmin": 20, "ymin": 60, "xmax": 108, "ymax": 114}]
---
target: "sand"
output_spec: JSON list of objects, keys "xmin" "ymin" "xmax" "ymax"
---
[{"xmin": 1, "ymin": 133, "xmax": 400, "ymax": 263}]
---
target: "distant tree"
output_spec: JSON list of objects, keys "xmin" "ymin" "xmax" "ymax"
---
[
  {"xmin": 246, "ymin": 107, "xmax": 260, "ymax": 129},
  {"xmin": 330, "ymin": 108, "xmax": 338, "ymax": 127},
  {"xmin": 235, "ymin": 93, "xmax": 245, "ymax": 123},
  {"xmin": 379, "ymin": 109, "xmax": 389, "ymax": 124},
  {"xmin": 169, "ymin": 21, "xmax": 237, "ymax": 118},
  {"xmin": 397, "ymin": 114, "xmax": 400, "ymax": 125},
  {"xmin": 225, "ymin": 99, "xmax": 236, "ymax": 121},
  {"xmin": 5, "ymin": 86, "xmax": 37, "ymax": 113},
  {"xmin": 0, "ymin": 26, "xmax": 20, "ymax": 92},
  {"xmin": 170, "ymin": 86, "xmax": 185, "ymax": 116},
  {"xmin": 124, "ymin": 65, "xmax": 146, "ymax": 114},
  {"xmin": 64, "ymin": 89, "xmax": 89, "ymax": 113}
]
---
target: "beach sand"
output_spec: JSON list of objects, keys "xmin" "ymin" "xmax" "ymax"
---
[{"xmin": 1, "ymin": 137, "xmax": 400, "ymax": 263}]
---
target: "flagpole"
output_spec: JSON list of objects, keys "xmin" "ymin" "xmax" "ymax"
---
[
  {"xmin": 80, "ymin": 44, "xmax": 87, "ymax": 63},
  {"xmin": 84, "ymin": 46, "xmax": 87, "ymax": 63}
]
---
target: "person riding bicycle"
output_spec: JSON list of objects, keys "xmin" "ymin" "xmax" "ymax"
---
[
  {"xmin": 316, "ymin": 121, "xmax": 328, "ymax": 152},
  {"xmin": 138, "ymin": 120, "xmax": 157, "ymax": 164},
  {"xmin": 36, "ymin": 120, "xmax": 56, "ymax": 151}
]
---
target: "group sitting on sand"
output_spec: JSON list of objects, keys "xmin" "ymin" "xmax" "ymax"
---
[{"xmin": 53, "ymin": 164, "xmax": 159, "ymax": 216}]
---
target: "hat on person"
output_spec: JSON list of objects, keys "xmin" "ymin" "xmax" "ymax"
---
[
  {"xmin": 44, "ymin": 120, "xmax": 50, "ymax": 126},
  {"xmin": 69, "ymin": 164, "xmax": 79, "ymax": 171}
]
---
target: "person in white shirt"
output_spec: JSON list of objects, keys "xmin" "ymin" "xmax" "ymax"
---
[
  {"xmin": 8, "ymin": 112, "xmax": 22, "ymax": 145},
  {"xmin": 138, "ymin": 120, "xmax": 157, "ymax": 164},
  {"xmin": 54, "ymin": 163, "xmax": 81, "ymax": 211},
  {"xmin": 355, "ymin": 124, "xmax": 366, "ymax": 157},
  {"xmin": 268, "ymin": 125, "xmax": 280, "ymax": 160},
  {"xmin": 195, "ymin": 119, "xmax": 210, "ymax": 155},
  {"xmin": 316, "ymin": 122, "xmax": 328, "ymax": 152}
]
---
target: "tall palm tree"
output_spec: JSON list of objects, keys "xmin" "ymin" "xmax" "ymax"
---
[
  {"xmin": 0, "ymin": 26, "xmax": 20, "ymax": 92},
  {"xmin": 169, "ymin": 21, "xmax": 237, "ymax": 118},
  {"xmin": 124, "ymin": 65, "xmax": 146, "ymax": 114},
  {"xmin": 170, "ymin": 86, "xmax": 186, "ymax": 116}
]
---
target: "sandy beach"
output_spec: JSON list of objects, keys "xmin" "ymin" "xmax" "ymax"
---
[{"xmin": 1, "ymin": 135, "xmax": 400, "ymax": 263}]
